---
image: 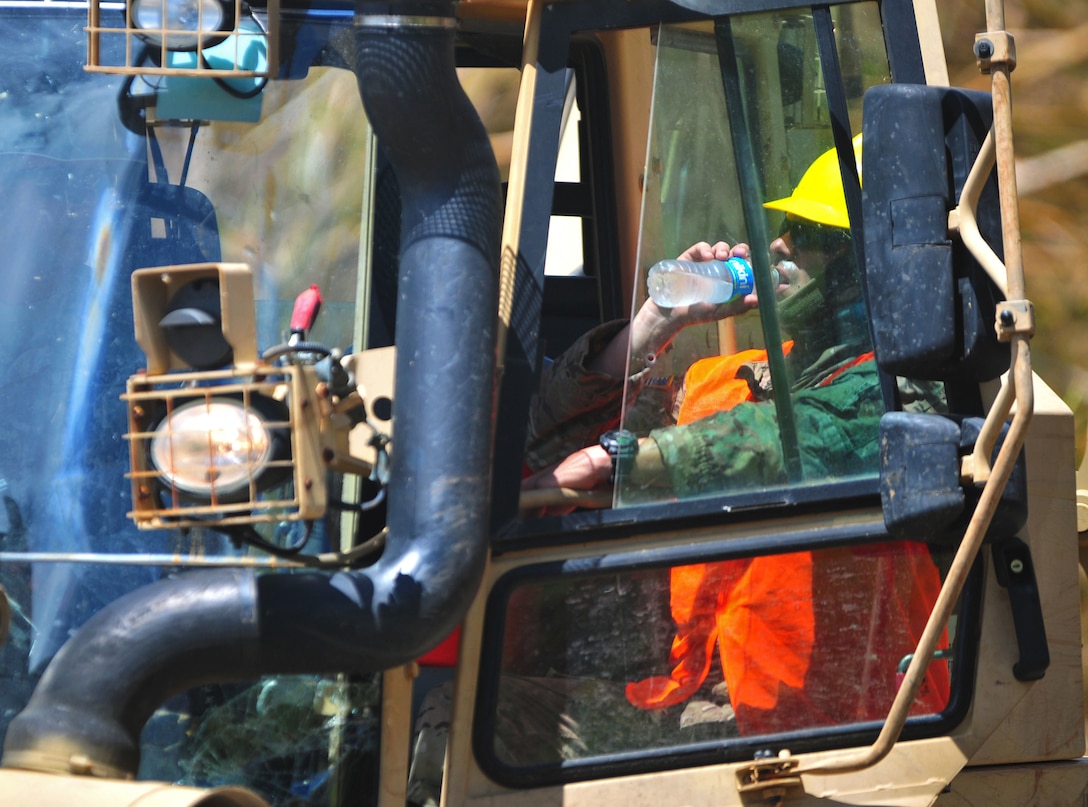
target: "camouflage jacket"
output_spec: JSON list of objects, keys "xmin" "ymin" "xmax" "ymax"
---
[
  {"xmin": 526, "ymin": 321, "xmax": 943, "ymax": 496},
  {"xmin": 526, "ymin": 321, "xmax": 640, "ymax": 471},
  {"xmin": 651, "ymin": 352, "xmax": 882, "ymax": 497}
]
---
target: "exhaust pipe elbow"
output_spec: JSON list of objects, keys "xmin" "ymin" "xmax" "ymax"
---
[{"xmin": 3, "ymin": 570, "xmax": 262, "ymax": 778}]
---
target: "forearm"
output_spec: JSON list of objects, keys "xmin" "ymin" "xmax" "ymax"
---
[
  {"xmin": 625, "ymin": 437, "xmax": 669, "ymax": 489},
  {"xmin": 521, "ymin": 436, "xmax": 667, "ymax": 494},
  {"xmin": 586, "ymin": 300, "xmax": 685, "ymax": 379},
  {"xmin": 525, "ymin": 320, "xmax": 629, "ymax": 470}
]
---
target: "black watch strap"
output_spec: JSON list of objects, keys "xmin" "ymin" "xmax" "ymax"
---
[{"xmin": 599, "ymin": 429, "xmax": 638, "ymax": 484}]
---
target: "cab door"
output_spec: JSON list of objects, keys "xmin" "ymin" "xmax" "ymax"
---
[{"xmin": 434, "ymin": 1, "xmax": 1083, "ymax": 805}]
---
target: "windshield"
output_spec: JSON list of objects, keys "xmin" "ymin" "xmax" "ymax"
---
[
  {"xmin": 0, "ymin": 8, "xmax": 367, "ymax": 542},
  {"xmin": 615, "ymin": 7, "xmax": 924, "ymax": 508},
  {"xmin": 0, "ymin": 7, "xmax": 525, "ymax": 802},
  {"xmin": 0, "ymin": 5, "xmax": 378, "ymax": 803},
  {"xmin": 0, "ymin": 3, "xmax": 367, "ymax": 605}
]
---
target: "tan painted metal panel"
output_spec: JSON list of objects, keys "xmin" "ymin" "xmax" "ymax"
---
[
  {"xmin": 934, "ymin": 759, "xmax": 1088, "ymax": 805},
  {"xmin": 0, "ymin": 770, "xmax": 269, "ymax": 807}
]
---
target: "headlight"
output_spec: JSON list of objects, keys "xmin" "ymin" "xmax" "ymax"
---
[
  {"xmin": 149, "ymin": 396, "xmax": 288, "ymax": 500},
  {"xmin": 129, "ymin": 0, "xmax": 236, "ymax": 52}
]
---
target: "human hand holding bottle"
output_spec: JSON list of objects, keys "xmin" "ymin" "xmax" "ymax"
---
[
  {"xmin": 629, "ymin": 241, "xmax": 762, "ymax": 369},
  {"xmin": 586, "ymin": 240, "xmax": 779, "ymax": 380}
]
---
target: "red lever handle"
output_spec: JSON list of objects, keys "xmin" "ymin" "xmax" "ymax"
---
[{"xmin": 290, "ymin": 285, "xmax": 323, "ymax": 336}]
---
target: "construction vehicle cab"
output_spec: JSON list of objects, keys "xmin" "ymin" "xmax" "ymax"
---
[{"xmin": 0, "ymin": 0, "xmax": 1084, "ymax": 805}]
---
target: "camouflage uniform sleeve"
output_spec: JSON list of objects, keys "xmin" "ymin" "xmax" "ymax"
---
[
  {"xmin": 647, "ymin": 362, "xmax": 884, "ymax": 498},
  {"xmin": 898, "ymin": 377, "xmax": 947, "ymax": 414},
  {"xmin": 525, "ymin": 320, "xmax": 680, "ymax": 471},
  {"xmin": 524, "ymin": 320, "xmax": 630, "ymax": 472}
]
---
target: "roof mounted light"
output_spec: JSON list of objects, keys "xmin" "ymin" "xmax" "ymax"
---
[
  {"xmin": 125, "ymin": 264, "xmax": 322, "ymax": 529},
  {"xmin": 87, "ymin": 0, "xmax": 278, "ymax": 80},
  {"xmin": 124, "ymin": 263, "xmax": 381, "ymax": 533},
  {"xmin": 128, "ymin": 0, "xmax": 236, "ymax": 52}
]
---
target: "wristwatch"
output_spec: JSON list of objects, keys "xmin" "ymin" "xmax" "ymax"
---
[{"xmin": 598, "ymin": 429, "xmax": 639, "ymax": 484}]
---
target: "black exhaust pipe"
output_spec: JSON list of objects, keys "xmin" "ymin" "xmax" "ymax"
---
[{"xmin": 3, "ymin": 0, "xmax": 501, "ymax": 778}]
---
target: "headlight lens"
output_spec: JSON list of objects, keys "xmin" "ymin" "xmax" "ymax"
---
[
  {"xmin": 130, "ymin": 0, "xmax": 233, "ymax": 51},
  {"xmin": 150, "ymin": 397, "xmax": 273, "ymax": 498}
]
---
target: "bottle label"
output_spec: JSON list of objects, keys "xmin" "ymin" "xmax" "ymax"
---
[{"xmin": 728, "ymin": 257, "xmax": 755, "ymax": 297}]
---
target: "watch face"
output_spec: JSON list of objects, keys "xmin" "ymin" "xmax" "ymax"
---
[
  {"xmin": 600, "ymin": 429, "xmax": 638, "ymax": 482},
  {"xmin": 601, "ymin": 430, "xmax": 638, "ymax": 457}
]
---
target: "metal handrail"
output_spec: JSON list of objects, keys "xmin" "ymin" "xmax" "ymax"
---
[{"xmin": 785, "ymin": 0, "xmax": 1034, "ymax": 779}]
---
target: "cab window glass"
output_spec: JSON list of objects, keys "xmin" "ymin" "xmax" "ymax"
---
[
  {"xmin": 616, "ymin": 6, "xmax": 905, "ymax": 508},
  {"xmin": 481, "ymin": 539, "xmax": 959, "ymax": 779},
  {"xmin": 146, "ymin": 66, "xmax": 369, "ymax": 351},
  {"xmin": 0, "ymin": 14, "xmax": 382, "ymax": 805}
]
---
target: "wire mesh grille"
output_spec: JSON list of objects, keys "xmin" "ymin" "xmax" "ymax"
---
[
  {"xmin": 86, "ymin": 0, "xmax": 279, "ymax": 78},
  {"xmin": 124, "ymin": 366, "xmax": 307, "ymax": 528}
]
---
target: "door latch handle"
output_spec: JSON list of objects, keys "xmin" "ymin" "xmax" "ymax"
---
[{"xmin": 991, "ymin": 536, "xmax": 1049, "ymax": 681}]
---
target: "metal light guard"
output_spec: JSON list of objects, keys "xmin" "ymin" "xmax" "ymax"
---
[
  {"xmin": 123, "ymin": 262, "xmax": 342, "ymax": 531},
  {"xmin": 85, "ymin": 0, "xmax": 279, "ymax": 78},
  {"xmin": 123, "ymin": 362, "xmax": 327, "ymax": 529}
]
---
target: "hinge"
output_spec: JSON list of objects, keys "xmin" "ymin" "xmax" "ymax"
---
[{"xmin": 736, "ymin": 752, "xmax": 802, "ymax": 802}]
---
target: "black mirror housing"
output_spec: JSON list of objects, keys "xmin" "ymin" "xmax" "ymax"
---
[
  {"xmin": 880, "ymin": 412, "xmax": 1028, "ymax": 542},
  {"xmin": 954, "ymin": 417, "xmax": 1029, "ymax": 540},
  {"xmin": 880, "ymin": 412, "xmax": 965, "ymax": 537},
  {"xmin": 862, "ymin": 84, "xmax": 1009, "ymax": 382}
]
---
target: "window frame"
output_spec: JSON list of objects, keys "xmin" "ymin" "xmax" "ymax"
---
[
  {"xmin": 499, "ymin": 0, "xmax": 948, "ymax": 544},
  {"xmin": 475, "ymin": 516, "xmax": 982, "ymax": 788},
  {"xmin": 478, "ymin": 0, "xmax": 982, "ymax": 789}
]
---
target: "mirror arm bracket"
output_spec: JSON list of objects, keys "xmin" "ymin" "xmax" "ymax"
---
[
  {"xmin": 995, "ymin": 299, "xmax": 1035, "ymax": 342},
  {"xmin": 974, "ymin": 30, "xmax": 1016, "ymax": 74}
]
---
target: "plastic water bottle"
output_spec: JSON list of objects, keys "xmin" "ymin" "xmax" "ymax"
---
[{"xmin": 646, "ymin": 257, "xmax": 777, "ymax": 307}]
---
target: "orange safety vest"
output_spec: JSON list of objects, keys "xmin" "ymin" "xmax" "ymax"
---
[{"xmin": 626, "ymin": 349, "xmax": 950, "ymax": 735}]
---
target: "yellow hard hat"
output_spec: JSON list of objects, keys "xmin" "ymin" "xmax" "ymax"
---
[{"xmin": 763, "ymin": 134, "xmax": 863, "ymax": 230}]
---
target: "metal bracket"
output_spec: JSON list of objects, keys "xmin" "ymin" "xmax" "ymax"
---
[
  {"xmin": 736, "ymin": 753, "xmax": 802, "ymax": 797},
  {"xmin": 996, "ymin": 300, "xmax": 1035, "ymax": 342},
  {"xmin": 974, "ymin": 30, "xmax": 1017, "ymax": 74}
]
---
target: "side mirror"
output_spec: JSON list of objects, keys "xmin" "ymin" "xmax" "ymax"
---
[
  {"xmin": 861, "ymin": 84, "xmax": 1009, "ymax": 382},
  {"xmin": 880, "ymin": 412, "xmax": 1027, "ymax": 541}
]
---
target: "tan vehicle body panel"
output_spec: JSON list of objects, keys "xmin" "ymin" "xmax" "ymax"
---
[
  {"xmin": 421, "ymin": 376, "xmax": 1082, "ymax": 806},
  {"xmin": 455, "ymin": 0, "xmax": 1086, "ymax": 803}
]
